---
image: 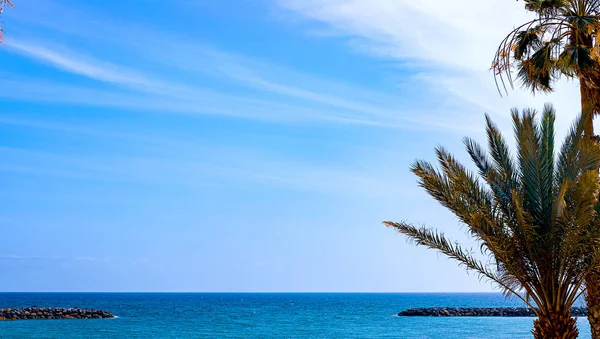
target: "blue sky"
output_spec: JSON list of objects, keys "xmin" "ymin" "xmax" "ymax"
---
[{"xmin": 0, "ymin": 0, "xmax": 587, "ymax": 292}]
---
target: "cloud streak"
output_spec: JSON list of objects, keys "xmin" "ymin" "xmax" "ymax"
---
[
  {"xmin": 0, "ymin": 254, "xmax": 45, "ymax": 260},
  {"xmin": 0, "ymin": 254, "xmax": 146, "ymax": 264},
  {"xmin": 276, "ymin": 0, "xmax": 531, "ymax": 70},
  {"xmin": 0, "ymin": 0, "xmax": 489, "ymax": 199},
  {"xmin": 275, "ymin": 0, "xmax": 584, "ymax": 138},
  {"xmin": 7, "ymin": 41, "xmax": 153, "ymax": 88},
  {"xmin": 0, "ymin": 143, "xmax": 411, "ymax": 198},
  {"xmin": 2, "ymin": 2, "xmax": 485, "ymax": 133}
]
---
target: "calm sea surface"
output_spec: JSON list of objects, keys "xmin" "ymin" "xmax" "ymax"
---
[{"xmin": 0, "ymin": 293, "xmax": 591, "ymax": 338}]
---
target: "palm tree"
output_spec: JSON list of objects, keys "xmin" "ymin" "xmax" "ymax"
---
[
  {"xmin": 492, "ymin": 0, "xmax": 600, "ymax": 137},
  {"xmin": 384, "ymin": 105, "xmax": 600, "ymax": 338},
  {"xmin": 492, "ymin": 2, "xmax": 600, "ymax": 336}
]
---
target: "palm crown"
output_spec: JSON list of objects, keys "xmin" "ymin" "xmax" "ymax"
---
[
  {"xmin": 385, "ymin": 105, "xmax": 600, "ymax": 337},
  {"xmin": 493, "ymin": 0, "xmax": 600, "ymax": 96}
]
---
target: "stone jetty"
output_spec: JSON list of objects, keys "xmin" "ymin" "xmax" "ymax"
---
[
  {"xmin": 0, "ymin": 307, "xmax": 115, "ymax": 320},
  {"xmin": 398, "ymin": 307, "xmax": 588, "ymax": 317}
]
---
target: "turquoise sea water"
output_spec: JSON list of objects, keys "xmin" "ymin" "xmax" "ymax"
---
[{"xmin": 0, "ymin": 293, "xmax": 591, "ymax": 338}]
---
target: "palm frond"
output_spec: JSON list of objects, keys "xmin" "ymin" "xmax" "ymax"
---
[{"xmin": 383, "ymin": 221, "xmax": 539, "ymax": 311}]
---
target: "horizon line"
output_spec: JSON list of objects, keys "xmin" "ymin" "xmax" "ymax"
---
[{"xmin": 0, "ymin": 291, "xmax": 501, "ymax": 294}]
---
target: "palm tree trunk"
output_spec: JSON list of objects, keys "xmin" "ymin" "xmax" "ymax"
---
[
  {"xmin": 532, "ymin": 311, "xmax": 578, "ymax": 339},
  {"xmin": 581, "ymin": 83, "xmax": 594, "ymax": 138},
  {"xmin": 587, "ymin": 276, "xmax": 600, "ymax": 339}
]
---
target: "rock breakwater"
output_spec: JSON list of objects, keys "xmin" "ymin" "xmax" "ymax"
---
[
  {"xmin": 398, "ymin": 307, "xmax": 588, "ymax": 317},
  {"xmin": 0, "ymin": 307, "xmax": 115, "ymax": 320}
]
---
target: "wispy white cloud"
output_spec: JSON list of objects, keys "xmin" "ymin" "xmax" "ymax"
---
[
  {"xmin": 7, "ymin": 2, "xmax": 436, "ymax": 128},
  {"xmin": 0, "ymin": 254, "xmax": 146, "ymax": 264},
  {"xmin": 74, "ymin": 256, "xmax": 98, "ymax": 261},
  {"xmin": 0, "ymin": 0, "xmax": 488, "ymax": 200},
  {"xmin": 0, "ymin": 144, "xmax": 412, "ymax": 198},
  {"xmin": 7, "ymin": 41, "xmax": 153, "ymax": 88},
  {"xmin": 0, "ymin": 254, "xmax": 44, "ymax": 260},
  {"xmin": 7, "ymin": 2, "xmax": 579, "ymax": 136},
  {"xmin": 276, "ymin": 0, "xmax": 531, "ymax": 71},
  {"xmin": 0, "ymin": 112, "xmax": 417, "ymax": 198},
  {"xmin": 123, "ymin": 257, "xmax": 148, "ymax": 265},
  {"xmin": 275, "ymin": 0, "xmax": 585, "ymax": 138},
  {"xmin": 2, "ymin": 2, "xmax": 485, "ymax": 133},
  {"xmin": 2, "ymin": 47, "xmax": 413, "ymax": 127}
]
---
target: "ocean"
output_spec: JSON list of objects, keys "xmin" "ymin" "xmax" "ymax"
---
[{"xmin": 0, "ymin": 293, "xmax": 591, "ymax": 338}]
